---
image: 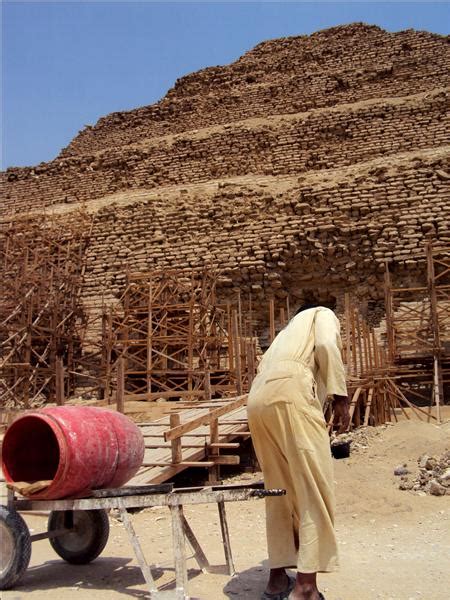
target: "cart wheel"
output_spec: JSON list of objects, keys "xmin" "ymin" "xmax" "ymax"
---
[
  {"xmin": 48, "ymin": 509, "xmax": 109, "ymax": 564},
  {"xmin": 0, "ymin": 505, "xmax": 32, "ymax": 590}
]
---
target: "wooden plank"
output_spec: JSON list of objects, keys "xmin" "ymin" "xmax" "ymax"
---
[
  {"xmin": 181, "ymin": 513, "xmax": 211, "ymax": 573},
  {"xmin": 209, "ymin": 443, "xmax": 240, "ymax": 449},
  {"xmin": 363, "ymin": 388, "xmax": 374, "ymax": 426},
  {"xmin": 117, "ymin": 357, "xmax": 125, "ymax": 413},
  {"xmin": 209, "ymin": 416, "xmax": 219, "ymax": 483},
  {"xmin": 355, "ymin": 310, "xmax": 364, "ymax": 375},
  {"xmin": 142, "ymin": 461, "xmax": 215, "ymax": 468},
  {"xmin": 269, "ymin": 299, "xmax": 275, "ymax": 342},
  {"xmin": 212, "ymin": 456, "xmax": 240, "ymax": 465},
  {"xmin": 204, "ymin": 369, "xmax": 211, "ymax": 402},
  {"xmin": 433, "ymin": 357, "xmax": 442, "ymax": 424},
  {"xmin": 130, "ymin": 404, "xmax": 250, "ymax": 485},
  {"xmin": 232, "ymin": 310, "xmax": 242, "ymax": 395},
  {"xmin": 146, "ymin": 277, "xmax": 153, "ymax": 396},
  {"xmin": 124, "ymin": 390, "xmax": 204, "ymax": 401},
  {"xmin": 117, "ymin": 499, "xmax": 157, "ymax": 593},
  {"xmin": 13, "ymin": 486, "xmax": 278, "ymax": 512},
  {"xmin": 218, "ymin": 500, "xmax": 235, "ymax": 576},
  {"xmin": 170, "ymin": 504, "xmax": 188, "ymax": 598},
  {"xmin": 7, "ymin": 480, "xmax": 52, "ymax": 496},
  {"xmin": 164, "ymin": 396, "xmax": 247, "ymax": 441},
  {"xmin": 170, "ymin": 413, "xmax": 182, "ymax": 464},
  {"xmin": 348, "ymin": 387, "xmax": 362, "ymax": 422},
  {"xmin": 144, "ymin": 442, "xmax": 240, "ymax": 450},
  {"xmin": 55, "ymin": 357, "xmax": 64, "ymax": 406},
  {"xmin": 350, "ymin": 303, "xmax": 357, "ymax": 375},
  {"xmin": 344, "ymin": 293, "xmax": 351, "ymax": 369}
]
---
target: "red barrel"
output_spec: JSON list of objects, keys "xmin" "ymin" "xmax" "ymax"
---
[{"xmin": 1, "ymin": 406, "xmax": 145, "ymax": 500}]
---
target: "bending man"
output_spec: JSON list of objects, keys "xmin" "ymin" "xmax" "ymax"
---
[{"xmin": 247, "ymin": 303, "xmax": 350, "ymax": 600}]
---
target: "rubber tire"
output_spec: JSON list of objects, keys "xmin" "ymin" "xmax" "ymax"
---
[
  {"xmin": 48, "ymin": 509, "xmax": 109, "ymax": 564},
  {"xmin": 0, "ymin": 505, "xmax": 32, "ymax": 590}
]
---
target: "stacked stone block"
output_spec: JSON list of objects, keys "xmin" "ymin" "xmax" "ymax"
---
[
  {"xmin": 1, "ymin": 23, "xmax": 449, "ymax": 323},
  {"xmin": 2, "ymin": 89, "xmax": 448, "ymax": 216},
  {"xmin": 80, "ymin": 151, "xmax": 450, "ymax": 318},
  {"xmin": 59, "ymin": 24, "xmax": 450, "ymax": 157}
]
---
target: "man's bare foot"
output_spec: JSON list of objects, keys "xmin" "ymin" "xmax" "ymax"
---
[
  {"xmin": 265, "ymin": 567, "xmax": 290, "ymax": 594},
  {"xmin": 288, "ymin": 572, "xmax": 322, "ymax": 600},
  {"xmin": 288, "ymin": 584, "xmax": 321, "ymax": 600}
]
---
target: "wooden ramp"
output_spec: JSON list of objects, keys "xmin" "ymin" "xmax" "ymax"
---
[
  {"xmin": 0, "ymin": 397, "xmax": 251, "ymax": 487},
  {"xmin": 130, "ymin": 395, "xmax": 250, "ymax": 485}
]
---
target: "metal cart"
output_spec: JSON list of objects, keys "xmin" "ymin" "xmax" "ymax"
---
[{"xmin": 1, "ymin": 482, "xmax": 284, "ymax": 599}]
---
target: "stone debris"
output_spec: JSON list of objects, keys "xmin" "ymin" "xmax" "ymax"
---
[
  {"xmin": 393, "ymin": 465, "xmax": 409, "ymax": 476},
  {"xmin": 398, "ymin": 450, "xmax": 450, "ymax": 495},
  {"xmin": 330, "ymin": 425, "xmax": 390, "ymax": 454}
]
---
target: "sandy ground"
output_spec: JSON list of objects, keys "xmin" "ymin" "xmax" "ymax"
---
[{"xmin": 3, "ymin": 418, "xmax": 450, "ymax": 600}]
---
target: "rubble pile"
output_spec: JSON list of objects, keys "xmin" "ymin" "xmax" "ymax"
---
[
  {"xmin": 330, "ymin": 425, "xmax": 387, "ymax": 454},
  {"xmin": 396, "ymin": 451, "xmax": 450, "ymax": 495}
]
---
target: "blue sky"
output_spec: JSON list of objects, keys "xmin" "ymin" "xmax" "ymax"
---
[{"xmin": 2, "ymin": 1, "xmax": 449, "ymax": 169}]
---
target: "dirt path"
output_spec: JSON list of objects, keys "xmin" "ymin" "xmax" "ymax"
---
[{"xmin": 4, "ymin": 419, "xmax": 450, "ymax": 600}]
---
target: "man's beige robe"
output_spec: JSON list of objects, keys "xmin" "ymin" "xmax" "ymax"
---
[{"xmin": 247, "ymin": 307, "xmax": 347, "ymax": 573}]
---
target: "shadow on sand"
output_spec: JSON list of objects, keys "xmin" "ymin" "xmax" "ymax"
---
[
  {"xmin": 16, "ymin": 556, "xmax": 204, "ymax": 598},
  {"xmin": 223, "ymin": 562, "xmax": 274, "ymax": 599}
]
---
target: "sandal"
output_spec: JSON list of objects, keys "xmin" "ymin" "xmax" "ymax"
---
[{"xmin": 260, "ymin": 576, "xmax": 295, "ymax": 600}]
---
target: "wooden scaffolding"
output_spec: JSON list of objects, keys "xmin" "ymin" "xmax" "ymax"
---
[
  {"xmin": 0, "ymin": 212, "xmax": 93, "ymax": 409},
  {"xmin": 384, "ymin": 243, "xmax": 449, "ymax": 420},
  {"xmin": 105, "ymin": 269, "xmax": 258, "ymax": 407},
  {"xmin": 1, "ymin": 211, "xmax": 447, "ymax": 442},
  {"xmin": 336, "ymin": 242, "xmax": 449, "ymax": 429}
]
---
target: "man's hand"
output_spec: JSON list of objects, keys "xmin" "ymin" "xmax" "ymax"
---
[{"xmin": 332, "ymin": 394, "xmax": 350, "ymax": 433}]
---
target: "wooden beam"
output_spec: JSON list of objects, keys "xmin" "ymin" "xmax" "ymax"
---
[
  {"xmin": 170, "ymin": 413, "xmax": 183, "ymax": 464},
  {"xmin": 209, "ymin": 416, "xmax": 219, "ymax": 483},
  {"xmin": 269, "ymin": 299, "xmax": 275, "ymax": 343},
  {"xmin": 117, "ymin": 357, "xmax": 125, "ymax": 413},
  {"xmin": 209, "ymin": 442, "xmax": 240, "ymax": 449},
  {"xmin": 363, "ymin": 388, "xmax": 374, "ymax": 426},
  {"xmin": 55, "ymin": 357, "xmax": 65, "ymax": 406},
  {"xmin": 232, "ymin": 310, "xmax": 242, "ymax": 395},
  {"xmin": 164, "ymin": 396, "xmax": 247, "ymax": 441},
  {"xmin": 212, "ymin": 455, "xmax": 240, "ymax": 465},
  {"xmin": 348, "ymin": 387, "xmax": 362, "ymax": 424},
  {"xmin": 142, "ymin": 461, "xmax": 215, "ymax": 468}
]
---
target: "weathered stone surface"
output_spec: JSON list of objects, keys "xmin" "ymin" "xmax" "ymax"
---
[
  {"xmin": 394, "ymin": 465, "xmax": 409, "ymax": 476},
  {"xmin": 60, "ymin": 24, "xmax": 450, "ymax": 157},
  {"xmin": 400, "ymin": 451, "xmax": 450, "ymax": 495},
  {"xmin": 1, "ymin": 23, "xmax": 449, "ymax": 319},
  {"xmin": 429, "ymin": 480, "xmax": 447, "ymax": 496}
]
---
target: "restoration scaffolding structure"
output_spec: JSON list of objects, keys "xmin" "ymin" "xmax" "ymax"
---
[
  {"xmin": 384, "ymin": 243, "xmax": 449, "ymax": 421},
  {"xmin": 0, "ymin": 212, "xmax": 93, "ymax": 409},
  {"xmin": 337, "ymin": 242, "xmax": 449, "ymax": 429},
  {"xmin": 106, "ymin": 269, "xmax": 258, "ymax": 407},
  {"xmin": 1, "ymin": 214, "xmax": 447, "ymax": 441}
]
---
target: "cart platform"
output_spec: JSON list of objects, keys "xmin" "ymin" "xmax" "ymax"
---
[{"xmin": 1, "ymin": 482, "xmax": 285, "ymax": 599}]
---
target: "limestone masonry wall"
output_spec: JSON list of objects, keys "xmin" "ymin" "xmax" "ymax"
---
[
  {"xmin": 2, "ymin": 90, "xmax": 448, "ymax": 216},
  {"xmin": 81, "ymin": 153, "xmax": 450, "ymax": 310},
  {"xmin": 59, "ymin": 24, "xmax": 450, "ymax": 157},
  {"xmin": 2, "ymin": 23, "xmax": 449, "ymax": 320}
]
